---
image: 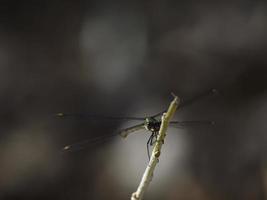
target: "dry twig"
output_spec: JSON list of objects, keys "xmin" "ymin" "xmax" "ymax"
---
[{"xmin": 131, "ymin": 94, "xmax": 180, "ymax": 200}]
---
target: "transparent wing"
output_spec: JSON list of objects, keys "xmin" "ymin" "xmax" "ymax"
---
[
  {"xmin": 61, "ymin": 123, "xmax": 146, "ymax": 153},
  {"xmin": 179, "ymin": 89, "xmax": 218, "ymax": 108},
  {"xmin": 56, "ymin": 113, "xmax": 145, "ymax": 121},
  {"xmin": 119, "ymin": 123, "xmax": 146, "ymax": 138},
  {"xmin": 61, "ymin": 132, "xmax": 118, "ymax": 153},
  {"xmin": 169, "ymin": 120, "xmax": 215, "ymax": 129},
  {"xmin": 152, "ymin": 88, "xmax": 218, "ymax": 118}
]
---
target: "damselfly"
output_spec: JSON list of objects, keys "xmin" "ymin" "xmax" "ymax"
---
[{"xmin": 57, "ymin": 89, "xmax": 217, "ymax": 158}]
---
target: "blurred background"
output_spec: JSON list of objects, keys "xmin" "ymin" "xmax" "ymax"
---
[{"xmin": 0, "ymin": 0, "xmax": 267, "ymax": 199}]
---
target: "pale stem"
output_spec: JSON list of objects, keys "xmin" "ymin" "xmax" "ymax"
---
[{"xmin": 131, "ymin": 95, "xmax": 180, "ymax": 200}]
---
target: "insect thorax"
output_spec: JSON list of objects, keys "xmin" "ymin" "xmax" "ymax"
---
[{"xmin": 144, "ymin": 117, "xmax": 161, "ymax": 132}]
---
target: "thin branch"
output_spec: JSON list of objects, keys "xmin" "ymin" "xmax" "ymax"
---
[{"xmin": 131, "ymin": 95, "xmax": 180, "ymax": 200}]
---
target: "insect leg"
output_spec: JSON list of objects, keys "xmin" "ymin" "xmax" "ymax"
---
[
  {"xmin": 151, "ymin": 132, "xmax": 158, "ymax": 146},
  {"xmin": 146, "ymin": 133, "xmax": 153, "ymax": 160},
  {"xmin": 150, "ymin": 132, "xmax": 155, "ymax": 146}
]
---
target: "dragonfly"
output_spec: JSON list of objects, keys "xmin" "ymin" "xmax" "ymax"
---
[{"xmin": 57, "ymin": 89, "xmax": 217, "ymax": 158}]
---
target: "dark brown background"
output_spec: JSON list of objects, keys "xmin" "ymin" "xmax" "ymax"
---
[{"xmin": 0, "ymin": 1, "xmax": 266, "ymax": 199}]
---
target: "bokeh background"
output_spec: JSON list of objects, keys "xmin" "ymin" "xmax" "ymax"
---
[{"xmin": 0, "ymin": 1, "xmax": 267, "ymax": 199}]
